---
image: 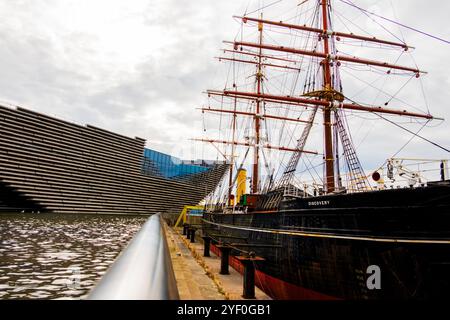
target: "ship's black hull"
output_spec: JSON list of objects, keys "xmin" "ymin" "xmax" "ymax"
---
[{"xmin": 202, "ymin": 182, "xmax": 450, "ymax": 299}]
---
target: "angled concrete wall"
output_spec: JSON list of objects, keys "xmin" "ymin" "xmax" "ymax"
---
[{"xmin": 0, "ymin": 105, "xmax": 227, "ymax": 214}]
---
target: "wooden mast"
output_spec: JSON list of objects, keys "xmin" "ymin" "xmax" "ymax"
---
[
  {"xmin": 253, "ymin": 14, "xmax": 264, "ymax": 194},
  {"xmin": 228, "ymin": 86, "xmax": 237, "ymax": 206},
  {"xmin": 321, "ymin": 0, "xmax": 335, "ymax": 192}
]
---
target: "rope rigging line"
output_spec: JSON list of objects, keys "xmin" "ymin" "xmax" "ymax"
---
[
  {"xmin": 244, "ymin": 0, "xmax": 283, "ymax": 16},
  {"xmin": 390, "ymin": 122, "xmax": 431, "ymax": 159},
  {"xmin": 340, "ymin": 0, "xmax": 406, "ymax": 44},
  {"xmin": 369, "ymin": 51, "xmax": 402, "ymax": 109},
  {"xmin": 340, "ymin": 68, "xmax": 431, "ymax": 115},
  {"xmin": 343, "ymin": 95, "xmax": 450, "ymax": 153},
  {"xmin": 268, "ymin": 2, "xmax": 322, "ymax": 186},
  {"xmin": 302, "ymin": 154, "xmax": 324, "ymax": 185},
  {"xmin": 370, "ymin": 121, "xmax": 429, "ymax": 176},
  {"xmin": 339, "ymin": 0, "xmax": 450, "ymax": 45},
  {"xmin": 384, "ymin": 74, "xmax": 415, "ymax": 106}
]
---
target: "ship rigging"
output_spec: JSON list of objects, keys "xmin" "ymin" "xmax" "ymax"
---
[{"xmin": 194, "ymin": 0, "xmax": 445, "ymax": 206}]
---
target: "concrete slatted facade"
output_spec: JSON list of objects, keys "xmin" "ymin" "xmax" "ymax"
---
[{"xmin": 0, "ymin": 105, "xmax": 227, "ymax": 214}]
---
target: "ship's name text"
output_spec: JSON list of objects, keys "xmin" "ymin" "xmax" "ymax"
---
[{"xmin": 308, "ymin": 200, "xmax": 330, "ymax": 206}]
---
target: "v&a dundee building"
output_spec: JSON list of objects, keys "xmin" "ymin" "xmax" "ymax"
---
[{"xmin": 0, "ymin": 105, "xmax": 228, "ymax": 214}]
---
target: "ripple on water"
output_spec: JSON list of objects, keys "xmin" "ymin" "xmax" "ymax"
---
[
  {"xmin": 30, "ymin": 291, "xmax": 53, "ymax": 299},
  {"xmin": 51, "ymin": 278, "xmax": 71, "ymax": 285},
  {"xmin": 0, "ymin": 213, "xmax": 147, "ymax": 299}
]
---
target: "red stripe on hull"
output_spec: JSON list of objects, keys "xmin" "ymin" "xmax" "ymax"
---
[{"xmin": 211, "ymin": 244, "xmax": 338, "ymax": 300}]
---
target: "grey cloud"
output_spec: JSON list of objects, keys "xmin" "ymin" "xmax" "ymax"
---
[{"xmin": 0, "ymin": 0, "xmax": 448, "ymax": 167}]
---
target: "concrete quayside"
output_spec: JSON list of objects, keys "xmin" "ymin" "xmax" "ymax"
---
[{"xmin": 87, "ymin": 213, "xmax": 271, "ymax": 300}]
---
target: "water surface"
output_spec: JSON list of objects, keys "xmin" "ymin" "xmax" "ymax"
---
[{"xmin": 0, "ymin": 213, "xmax": 147, "ymax": 299}]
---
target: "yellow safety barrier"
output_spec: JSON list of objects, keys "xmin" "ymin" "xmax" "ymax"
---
[{"xmin": 174, "ymin": 205, "xmax": 204, "ymax": 228}]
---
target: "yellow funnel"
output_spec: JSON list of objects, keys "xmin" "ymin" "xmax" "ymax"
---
[{"xmin": 236, "ymin": 169, "xmax": 247, "ymax": 204}]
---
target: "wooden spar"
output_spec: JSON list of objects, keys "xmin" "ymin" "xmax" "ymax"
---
[
  {"xmin": 221, "ymin": 49, "xmax": 298, "ymax": 64},
  {"xmin": 190, "ymin": 138, "xmax": 317, "ymax": 154},
  {"xmin": 225, "ymin": 41, "xmax": 425, "ymax": 74},
  {"xmin": 200, "ymin": 107, "xmax": 312, "ymax": 124},
  {"xmin": 235, "ymin": 15, "xmax": 412, "ymax": 50},
  {"xmin": 207, "ymin": 90, "xmax": 434, "ymax": 120},
  {"xmin": 216, "ymin": 57, "xmax": 301, "ymax": 71},
  {"xmin": 207, "ymin": 89, "xmax": 312, "ymax": 108}
]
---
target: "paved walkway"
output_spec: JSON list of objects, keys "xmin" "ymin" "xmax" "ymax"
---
[
  {"xmin": 165, "ymin": 225, "xmax": 271, "ymax": 300},
  {"xmin": 166, "ymin": 225, "xmax": 224, "ymax": 299}
]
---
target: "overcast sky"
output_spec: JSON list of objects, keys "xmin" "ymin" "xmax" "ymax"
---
[{"xmin": 0, "ymin": 0, "xmax": 449, "ymax": 174}]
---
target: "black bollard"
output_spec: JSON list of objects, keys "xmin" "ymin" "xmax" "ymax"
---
[
  {"xmin": 186, "ymin": 228, "xmax": 191, "ymax": 239},
  {"xmin": 236, "ymin": 256, "xmax": 265, "ymax": 299},
  {"xmin": 190, "ymin": 228, "xmax": 196, "ymax": 243},
  {"xmin": 201, "ymin": 236, "xmax": 211, "ymax": 257},
  {"xmin": 241, "ymin": 259, "xmax": 255, "ymax": 299},
  {"xmin": 182, "ymin": 224, "xmax": 188, "ymax": 235},
  {"xmin": 217, "ymin": 245, "xmax": 231, "ymax": 275}
]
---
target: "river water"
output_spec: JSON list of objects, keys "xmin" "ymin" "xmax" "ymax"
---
[{"xmin": 0, "ymin": 213, "xmax": 147, "ymax": 300}]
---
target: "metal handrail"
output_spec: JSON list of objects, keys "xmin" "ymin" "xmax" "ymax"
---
[{"xmin": 87, "ymin": 213, "xmax": 179, "ymax": 300}]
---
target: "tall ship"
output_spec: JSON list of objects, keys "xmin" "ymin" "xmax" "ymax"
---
[{"xmin": 194, "ymin": 0, "xmax": 450, "ymax": 299}]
